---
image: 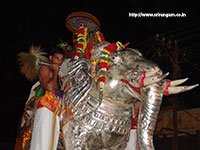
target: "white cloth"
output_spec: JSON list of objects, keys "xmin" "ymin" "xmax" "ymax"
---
[
  {"xmin": 21, "ymin": 81, "xmax": 40, "ymax": 128},
  {"xmin": 26, "ymin": 81, "xmax": 40, "ymax": 105},
  {"xmin": 125, "ymin": 129, "xmax": 138, "ymax": 150},
  {"xmin": 30, "ymin": 107, "xmax": 60, "ymax": 150}
]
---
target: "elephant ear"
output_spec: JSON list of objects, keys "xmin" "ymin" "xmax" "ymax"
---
[{"xmin": 63, "ymin": 59, "xmax": 93, "ymax": 111}]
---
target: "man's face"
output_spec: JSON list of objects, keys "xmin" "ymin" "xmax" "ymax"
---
[{"xmin": 49, "ymin": 53, "xmax": 64, "ymax": 66}]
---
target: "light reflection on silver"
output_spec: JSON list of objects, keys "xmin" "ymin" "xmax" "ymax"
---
[
  {"xmin": 59, "ymin": 45, "xmax": 196, "ymax": 150},
  {"xmin": 109, "ymin": 79, "xmax": 119, "ymax": 89},
  {"xmin": 60, "ymin": 47, "xmax": 160, "ymax": 150}
]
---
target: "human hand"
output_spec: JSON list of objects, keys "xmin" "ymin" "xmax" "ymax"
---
[
  {"xmin": 64, "ymin": 80, "xmax": 71, "ymax": 93},
  {"xmin": 51, "ymin": 64, "xmax": 60, "ymax": 73}
]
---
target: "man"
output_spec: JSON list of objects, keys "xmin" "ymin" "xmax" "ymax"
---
[
  {"xmin": 57, "ymin": 41, "xmax": 76, "ymax": 59},
  {"xmin": 30, "ymin": 47, "xmax": 64, "ymax": 150}
]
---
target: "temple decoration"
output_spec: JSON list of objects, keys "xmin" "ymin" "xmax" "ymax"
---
[{"xmin": 74, "ymin": 26, "xmax": 88, "ymax": 59}]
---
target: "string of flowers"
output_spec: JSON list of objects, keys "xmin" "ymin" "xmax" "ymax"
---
[
  {"xmin": 74, "ymin": 26, "xmax": 88, "ymax": 59},
  {"xmin": 96, "ymin": 31, "xmax": 105, "ymax": 43},
  {"xmin": 99, "ymin": 41, "xmax": 125, "ymax": 100}
]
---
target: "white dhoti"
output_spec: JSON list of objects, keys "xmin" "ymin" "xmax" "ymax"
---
[
  {"xmin": 30, "ymin": 90, "xmax": 62, "ymax": 150},
  {"xmin": 30, "ymin": 107, "xmax": 60, "ymax": 150}
]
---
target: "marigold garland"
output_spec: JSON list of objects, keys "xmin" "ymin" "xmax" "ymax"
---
[
  {"xmin": 74, "ymin": 26, "xmax": 88, "ymax": 59},
  {"xmin": 99, "ymin": 41, "xmax": 125, "ymax": 100},
  {"xmin": 96, "ymin": 31, "xmax": 105, "ymax": 43},
  {"xmin": 74, "ymin": 28, "xmax": 105, "ymax": 60},
  {"xmin": 73, "ymin": 26, "xmax": 129, "ymax": 102}
]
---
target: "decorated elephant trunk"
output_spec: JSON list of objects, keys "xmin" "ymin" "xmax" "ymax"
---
[{"xmin": 138, "ymin": 83, "xmax": 163, "ymax": 150}]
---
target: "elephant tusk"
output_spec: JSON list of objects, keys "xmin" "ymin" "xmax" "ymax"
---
[
  {"xmin": 143, "ymin": 72, "xmax": 169, "ymax": 87},
  {"xmin": 170, "ymin": 78, "xmax": 188, "ymax": 86},
  {"xmin": 145, "ymin": 67, "xmax": 160, "ymax": 77},
  {"xmin": 167, "ymin": 84, "xmax": 199, "ymax": 95}
]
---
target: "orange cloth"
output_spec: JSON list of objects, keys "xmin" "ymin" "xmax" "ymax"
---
[{"xmin": 36, "ymin": 90, "xmax": 62, "ymax": 117}]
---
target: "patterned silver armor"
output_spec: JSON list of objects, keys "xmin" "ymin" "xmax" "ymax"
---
[{"xmin": 59, "ymin": 42, "xmax": 198, "ymax": 150}]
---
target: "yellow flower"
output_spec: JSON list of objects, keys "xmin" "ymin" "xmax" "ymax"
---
[
  {"xmin": 78, "ymin": 41, "xmax": 85, "ymax": 45},
  {"xmin": 78, "ymin": 33, "xmax": 84, "ymax": 37},
  {"xmin": 100, "ymin": 59, "xmax": 108, "ymax": 63},
  {"xmin": 100, "ymin": 74, "xmax": 105, "ymax": 77},
  {"xmin": 102, "ymin": 49, "xmax": 111, "ymax": 55}
]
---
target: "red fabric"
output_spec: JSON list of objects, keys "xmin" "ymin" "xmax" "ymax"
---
[
  {"xmin": 124, "ymin": 42, "xmax": 130, "ymax": 47},
  {"xmin": 121, "ymin": 79, "xmax": 141, "ymax": 96},
  {"xmin": 36, "ymin": 92, "xmax": 62, "ymax": 117},
  {"xmin": 139, "ymin": 72, "xmax": 146, "ymax": 88},
  {"xmin": 164, "ymin": 81, "xmax": 171, "ymax": 95},
  {"xmin": 132, "ymin": 113, "xmax": 139, "ymax": 129}
]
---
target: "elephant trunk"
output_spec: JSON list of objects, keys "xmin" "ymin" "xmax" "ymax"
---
[{"xmin": 137, "ymin": 83, "xmax": 163, "ymax": 150}]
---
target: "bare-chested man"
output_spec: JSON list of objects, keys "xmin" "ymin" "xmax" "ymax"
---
[{"xmin": 30, "ymin": 47, "xmax": 64, "ymax": 150}]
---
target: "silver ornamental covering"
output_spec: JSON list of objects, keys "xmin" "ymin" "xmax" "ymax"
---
[{"xmin": 58, "ymin": 42, "xmax": 198, "ymax": 150}]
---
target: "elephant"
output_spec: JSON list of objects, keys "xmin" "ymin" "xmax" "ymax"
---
[{"xmin": 59, "ymin": 41, "xmax": 198, "ymax": 150}]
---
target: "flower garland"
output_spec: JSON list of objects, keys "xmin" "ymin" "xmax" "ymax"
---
[
  {"xmin": 96, "ymin": 31, "xmax": 105, "ymax": 43},
  {"xmin": 74, "ymin": 26, "xmax": 88, "ymax": 59},
  {"xmin": 99, "ymin": 41, "xmax": 124, "ymax": 100}
]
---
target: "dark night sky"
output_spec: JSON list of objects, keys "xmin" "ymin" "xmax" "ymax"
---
[{"xmin": 3, "ymin": 0, "xmax": 200, "ymax": 149}]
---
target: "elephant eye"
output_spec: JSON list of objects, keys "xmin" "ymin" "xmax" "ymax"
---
[
  {"xmin": 112, "ymin": 55, "xmax": 122, "ymax": 64},
  {"xmin": 131, "ymin": 72, "xmax": 137, "ymax": 77}
]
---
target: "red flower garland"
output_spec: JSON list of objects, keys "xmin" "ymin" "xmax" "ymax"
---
[
  {"xmin": 73, "ymin": 26, "xmax": 88, "ymax": 59},
  {"xmin": 96, "ymin": 31, "xmax": 105, "ymax": 43}
]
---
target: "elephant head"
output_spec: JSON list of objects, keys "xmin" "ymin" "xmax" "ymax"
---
[{"xmin": 90, "ymin": 43, "xmax": 198, "ymax": 150}]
